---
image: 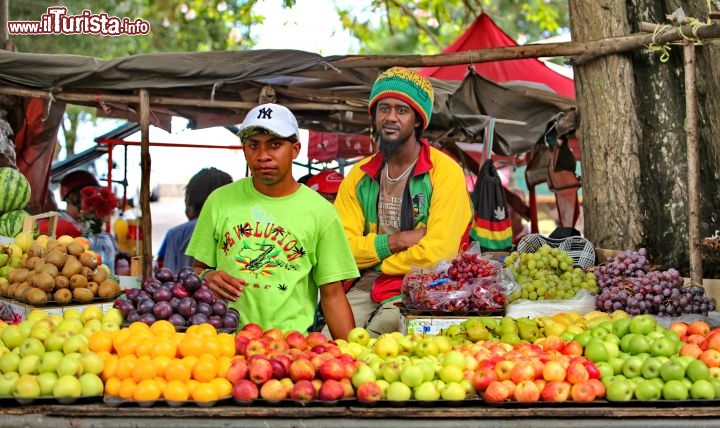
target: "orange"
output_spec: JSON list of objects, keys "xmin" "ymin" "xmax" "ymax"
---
[
  {"xmin": 95, "ymin": 351, "xmax": 112, "ymax": 362},
  {"xmin": 132, "ymin": 356, "xmax": 157, "ymax": 383},
  {"xmin": 134, "ymin": 338, "xmax": 154, "ymax": 357},
  {"xmin": 192, "ymin": 355, "xmax": 218, "ymax": 383},
  {"xmin": 164, "ymin": 359, "xmax": 191, "ymax": 383},
  {"xmin": 112, "ymin": 328, "xmax": 132, "ymax": 351},
  {"xmin": 209, "ymin": 377, "xmax": 233, "ymax": 398},
  {"xmin": 88, "ymin": 331, "xmax": 114, "ymax": 353},
  {"xmin": 178, "ymin": 335, "xmax": 205, "ymax": 358},
  {"xmin": 114, "ymin": 335, "xmax": 140, "ymax": 357},
  {"xmin": 154, "ymin": 376, "xmax": 167, "ymax": 393},
  {"xmin": 163, "ymin": 380, "xmax": 189, "ymax": 402},
  {"xmin": 128, "ymin": 321, "xmax": 152, "ymax": 334},
  {"xmin": 188, "ymin": 323, "xmax": 217, "ymax": 337},
  {"xmin": 181, "ymin": 355, "xmax": 198, "ymax": 372},
  {"xmin": 117, "ymin": 378, "xmax": 137, "ymax": 400},
  {"xmin": 133, "ymin": 378, "xmax": 162, "ymax": 402},
  {"xmin": 186, "ymin": 379, "xmax": 200, "ymax": 396},
  {"xmin": 150, "ymin": 338, "xmax": 177, "ymax": 359},
  {"xmin": 104, "ymin": 376, "xmax": 122, "ymax": 397},
  {"xmin": 202, "ymin": 338, "xmax": 222, "ymax": 359},
  {"xmin": 150, "ymin": 320, "xmax": 177, "ymax": 336},
  {"xmin": 153, "ymin": 356, "xmax": 172, "ymax": 375},
  {"xmin": 216, "ymin": 356, "xmax": 232, "ymax": 379},
  {"xmin": 191, "ymin": 382, "xmax": 219, "ymax": 402},
  {"xmin": 115, "ymin": 354, "xmax": 138, "ymax": 380},
  {"xmin": 102, "ymin": 354, "xmax": 119, "ymax": 380},
  {"xmin": 217, "ymin": 333, "xmax": 236, "ymax": 358}
]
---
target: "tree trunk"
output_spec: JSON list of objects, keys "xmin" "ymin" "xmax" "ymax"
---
[{"xmin": 571, "ymin": 0, "xmax": 720, "ymax": 276}]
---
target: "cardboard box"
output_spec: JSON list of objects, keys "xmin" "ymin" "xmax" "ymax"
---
[
  {"xmin": 0, "ymin": 297, "xmax": 116, "ymax": 322},
  {"xmin": 399, "ymin": 313, "xmax": 469, "ymax": 335}
]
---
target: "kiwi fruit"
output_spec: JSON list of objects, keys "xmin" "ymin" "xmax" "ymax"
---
[
  {"xmin": 53, "ymin": 288, "xmax": 72, "ymax": 303},
  {"xmin": 23, "ymin": 256, "xmax": 41, "ymax": 271},
  {"xmin": 40, "ymin": 263, "xmax": 59, "ymax": 278},
  {"xmin": 45, "ymin": 239, "xmax": 60, "ymax": 250},
  {"xmin": 97, "ymin": 279, "xmax": 119, "ymax": 298},
  {"xmin": 14, "ymin": 283, "xmax": 32, "ymax": 301},
  {"xmin": 62, "ymin": 258, "xmax": 83, "ymax": 278},
  {"xmin": 26, "ymin": 288, "xmax": 48, "ymax": 305},
  {"xmin": 31, "ymin": 272, "xmax": 55, "ymax": 292},
  {"xmin": 8, "ymin": 268, "xmax": 30, "ymax": 284},
  {"xmin": 45, "ymin": 249, "xmax": 66, "ymax": 269},
  {"xmin": 54, "ymin": 275, "xmax": 70, "ymax": 289},
  {"xmin": 5, "ymin": 282, "xmax": 19, "ymax": 297},
  {"xmin": 91, "ymin": 268, "xmax": 108, "ymax": 284},
  {"xmin": 47, "ymin": 242, "xmax": 67, "ymax": 254},
  {"xmin": 79, "ymin": 252, "xmax": 99, "ymax": 269},
  {"xmin": 66, "ymin": 242, "xmax": 85, "ymax": 257},
  {"xmin": 26, "ymin": 244, "xmax": 45, "ymax": 259},
  {"xmin": 33, "ymin": 259, "xmax": 46, "ymax": 274},
  {"xmin": 72, "ymin": 287, "xmax": 94, "ymax": 303},
  {"xmin": 87, "ymin": 281, "xmax": 99, "ymax": 296},
  {"xmin": 0, "ymin": 281, "xmax": 8, "ymax": 295},
  {"xmin": 69, "ymin": 274, "xmax": 88, "ymax": 289},
  {"xmin": 80, "ymin": 266, "xmax": 94, "ymax": 280}
]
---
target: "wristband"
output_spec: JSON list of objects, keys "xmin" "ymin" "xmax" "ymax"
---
[{"xmin": 199, "ymin": 268, "xmax": 214, "ymax": 278}]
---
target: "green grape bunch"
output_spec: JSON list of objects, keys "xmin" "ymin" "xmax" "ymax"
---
[{"xmin": 503, "ymin": 244, "xmax": 598, "ymax": 302}]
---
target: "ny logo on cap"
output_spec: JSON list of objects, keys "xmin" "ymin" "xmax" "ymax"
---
[{"xmin": 257, "ymin": 107, "xmax": 273, "ymax": 119}]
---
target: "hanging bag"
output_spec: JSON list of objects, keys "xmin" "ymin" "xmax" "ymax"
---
[{"xmin": 469, "ymin": 118, "xmax": 513, "ymax": 251}]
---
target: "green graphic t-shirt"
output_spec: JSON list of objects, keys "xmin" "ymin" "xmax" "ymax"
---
[{"xmin": 186, "ymin": 178, "xmax": 359, "ymax": 333}]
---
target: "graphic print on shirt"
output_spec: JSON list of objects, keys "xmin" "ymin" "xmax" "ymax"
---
[
  {"xmin": 225, "ymin": 204, "xmax": 305, "ymax": 281},
  {"xmin": 412, "ymin": 192, "xmax": 425, "ymax": 217}
]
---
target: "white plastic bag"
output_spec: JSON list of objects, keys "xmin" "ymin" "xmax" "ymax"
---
[{"xmin": 505, "ymin": 288, "xmax": 597, "ymax": 318}]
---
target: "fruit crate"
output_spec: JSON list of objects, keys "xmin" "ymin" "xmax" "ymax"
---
[{"xmin": 0, "ymin": 296, "xmax": 115, "ymax": 321}]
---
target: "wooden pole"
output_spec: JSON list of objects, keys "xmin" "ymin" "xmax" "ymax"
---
[
  {"xmin": 139, "ymin": 89, "xmax": 152, "ymax": 279},
  {"xmin": 683, "ymin": 40, "xmax": 703, "ymax": 287}
]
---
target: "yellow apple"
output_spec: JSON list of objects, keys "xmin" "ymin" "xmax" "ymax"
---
[
  {"xmin": 35, "ymin": 235, "xmax": 50, "ymax": 250},
  {"xmin": 57, "ymin": 235, "xmax": 75, "ymax": 245}
]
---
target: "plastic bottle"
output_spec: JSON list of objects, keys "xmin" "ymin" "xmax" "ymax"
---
[{"xmin": 113, "ymin": 213, "xmax": 128, "ymax": 251}]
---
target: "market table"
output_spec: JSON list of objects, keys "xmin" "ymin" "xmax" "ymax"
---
[{"xmin": 2, "ymin": 402, "xmax": 720, "ymax": 428}]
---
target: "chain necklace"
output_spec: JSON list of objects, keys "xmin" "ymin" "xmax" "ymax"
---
[{"xmin": 384, "ymin": 158, "xmax": 418, "ymax": 183}]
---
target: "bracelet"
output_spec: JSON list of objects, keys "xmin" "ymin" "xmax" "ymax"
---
[{"xmin": 199, "ymin": 268, "xmax": 214, "ymax": 278}]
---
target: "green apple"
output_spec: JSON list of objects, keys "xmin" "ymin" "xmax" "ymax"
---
[
  {"xmin": 438, "ymin": 364, "xmax": 464, "ymax": 384},
  {"xmin": 37, "ymin": 351, "xmax": 64, "ymax": 374},
  {"xmin": 55, "ymin": 319, "xmax": 83, "ymax": 335},
  {"xmin": 677, "ymin": 355, "xmax": 697, "ymax": 367},
  {"xmin": 1, "ymin": 325, "xmax": 25, "ymax": 350},
  {"xmin": 612, "ymin": 318, "xmax": 631, "ymax": 338},
  {"xmin": 376, "ymin": 379, "xmax": 390, "ymax": 398},
  {"xmin": 622, "ymin": 355, "xmax": 645, "ymax": 379},
  {"xmin": 608, "ymin": 357, "xmax": 626, "ymax": 375},
  {"xmin": 17, "ymin": 321, "xmax": 34, "ymax": 338},
  {"xmin": 385, "ymin": 381, "xmax": 412, "ymax": 401},
  {"xmin": 43, "ymin": 331, "xmax": 70, "ymax": 353},
  {"xmin": 663, "ymin": 329, "xmax": 682, "ymax": 343},
  {"xmin": 100, "ymin": 320, "xmax": 121, "ymax": 333},
  {"xmin": 0, "ymin": 351, "xmax": 21, "ymax": 373},
  {"xmin": 417, "ymin": 361, "xmax": 435, "ymax": 382},
  {"xmin": 18, "ymin": 355, "xmax": 40, "ymax": 375},
  {"xmin": 80, "ymin": 306, "xmax": 104, "ymax": 324},
  {"xmin": 605, "ymin": 378, "xmax": 634, "ymax": 401},
  {"xmin": 686, "ymin": 359, "xmax": 711, "ymax": 383},
  {"xmin": 660, "ymin": 360, "xmax": 686, "ymax": 382},
  {"xmin": 690, "ymin": 379, "xmax": 716, "ymax": 400},
  {"xmin": 649, "ymin": 337, "xmax": 676, "ymax": 358},
  {"xmin": 380, "ymin": 360, "xmax": 402, "ymax": 383},
  {"xmin": 627, "ymin": 335, "xmax": 650, "ymax": 355},
  {"xmin": 573, "ymin": 331, "xmax": 593, "ymax": 347},
  {"xmin": 603, "ymin": 341, "xmax": 620, "ymax": 359},
  {"xmin": 36, "ymin": 372, "xmax": 58, "ymax": 396},
  {"xmin": 709, "ymin": 378, "xmax": 720, "ymax": 398},
  {"xmin": 62, "ymin": 333, "xmax": 88, "ymax": 355},
  {"xmin": 590, "ymin": 327, "xmax": 610, "ymax": 340},
  {"xmin": 351, "ymin": 364, "xmax": 377, "ymax": 388},
  {"xmin": 682, "ymin": 377, "xmax": 693, "ymax": 391},
  {"xmin": 79, "ymin": 352, "xmax": 104, "ymax": 376},
  {"xmin": 101, "ymin": 308, "xmax": 123, "ymax": 326},
  {"xmin": 442, "ymin": 351, "xmax": 466, "ymax": 369},
  {"xmin": 52, "ymin": 374, "xmax": 82, "ymax": 398},
  {"xmin": 373, "ymin": 335, "xmax": 399, "ymax": 359},
  {"xmin": 399, "ymin": 364, "xmax": 424, "ymax": 388},
  {"xmin": 414, "ymin": 337, "xmax": 439, "ymax": 358},
  {"xmin": 413, "ymin": 380, "xmax": 440, "ymax": 401},
  {"xmin": 56, "ymin": 355, "xmax": 83, "ymax": 377},
  {"xmin": 432, "ymin": 336, "xmax": 452, "ymax": 354},
  {"xmin": 440, "ymin": 381, "xmax": 467, "ymax": 401},
  {"xmin": 584, "ymin": 340, "xmax": 609, "ymax": 363},
  {"xmin": 78, "ymin": 373, "xmax": 104, "ymax": 396},
  {"xmin": 620, "ymin": 334, "xmax": 637, "ymax": 353},
  {"xmin": 347, "ymin": 327, "xmax": 371, "ymax": 347},
  {"xmin": 629, "ymin": 315, "xmax": 657, "ymax": 336},
  {"xmin": 634, "ymin": 378, "xmax": 662, "ymax": 401},
  {"xmin": 662, "ymin": 379, "xmax": 688, "ymax": 400},
  {"xmin": 646, "ymin": 331, "xmax": 665, "ymax": 341},
  {"xmin": 595, "ymin": 361, "xmax": 615, "ymax": 379},
  {"xmin": 640, "ymin": 357, "xmax": 663, "ymax": 379},
  {"xmin": 0, "ymin": 372, "xmax": 19, "ymax": 396},
  {"xmin": 18, "ymin": 337, "xmax": 45, "ymax": 358},
  {"xmin": 12, "ymin": 374, "xmax": 40, "ymax": 398}
]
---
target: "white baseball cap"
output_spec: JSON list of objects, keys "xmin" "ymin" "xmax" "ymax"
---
[{"xmin": 237, "ymin": 103, "xmax": 300, "ymax": 142}]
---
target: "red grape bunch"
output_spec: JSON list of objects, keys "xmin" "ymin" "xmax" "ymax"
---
[{"xmin": 593, "ymin": 248, "xmax": 715, "ymax": 316}]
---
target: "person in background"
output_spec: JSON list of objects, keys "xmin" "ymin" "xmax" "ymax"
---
[
  {"xmin": 306, "ymin": 169, "xmax": 344, "ymax": 203},
  {"xmin": 186, "ymin": 103, "xmax": 358, "ymax": 339},
  {"xmin": 333, "ymin": 67, "xmax": 474, "ymax": 336},
  {"xmin": 156, "ymin": 167, "xmax": 233, "ymax": 273},
  {"xmin": 38, "ymin": 170, "xmax": 99, "ymax": 237}
]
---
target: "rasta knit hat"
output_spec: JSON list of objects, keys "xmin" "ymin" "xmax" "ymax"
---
[{"xmin": 368, "ymin": 67, "xmax": 434, "ymax": 129}]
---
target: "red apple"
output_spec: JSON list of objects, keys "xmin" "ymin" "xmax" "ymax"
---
[
  {"xmin": 705, "ymin": 332, "xmax": 720, "ymax": 351},
  {"xmin": 540, "ymin": 336, "xmax": 565, "ymax": 352},
  {"xmin": 249, "ymin": 358, "xmax": 273, "ymax": 385},
  {"xmin": 260, "ymin": 378, "xmax": 288, "ymax": 401},
  {"xmin": 700, "ymin": 349, "xmax": 720, "ymax": 368},
  {"xmin": 339, "ymin": 377, "xmax": 355, "ymax": 398},
  {"xmin": 570, "ymin": 380, "xmax": 596, "ymax": 402},
  {"xmin": 269, "ymin": 358, "xmax": 288, "ymax": 380},
  {"xmin": 542, "ymin": 360, "xmax": 567, "ymax": 382},
  {"xmin": 241, "ymin": 323, "xmax": 264, "ymax": 340},
  {"xmin": 290, "ymin": 379, "xmax": 316, "ymax": 401},
  {"xmin": 680, "ymin": 343, "xmax": 703, "ymax": 359},
  {"xmin": 541, "ymin": 380, "xmax": 571, "ymax": 402},
  {"xmin": 494, "ymin": 360, "xmax": 515, "ymax": 382},
  {"xmin": 226, "ymin": 358, "xmax": 249, "ymax": 384},
  {"xmin": 514, "ymin": 380, "xmax": 540, "ymax": 403},
  {"xmin": 510, "ymin": 361, "xmax": 536, "ymax": 384},
  {"xmin": 533, "ymin": 378, "xmax": 546, "ymax": 393},
  {"xmin": 285, "ymin": 331, "xmax": 308, "ymax": 350},
  {"xmin": 317, "ymin": 379, "xmax": 345, "ymax": 401},
  {"xmin": 306, "ymin": 332, "xmax": 329, "ymax": 349},
  {"xmin": 280, "ymin": 377, "xmax": 294, "ymax": 395},
  {"xmin": 289, "ymin": 358, "xmax": 316, "ymax": 382},
  {"xmin": 688, "ymin": 321, "xmax": 711, "ymax": 336},
  {"xmin": 687, "ymin": 334, "xmax": 707, "ymax": 345},
  {"xmin": 318, "ymin": 358, "xmax": 346, "ymax": 381},
  {"xmin": 356, "ymin": 381, "xmax": 382, "ymax": 403},
  {"xmin": 501, "ymin": 380, "xmax": 517, "ymax": 400},
  {"xmin": 232, "ymin": 379, "xmax": 259, "ymax": 402},
  {"xmin": 472, "ymin": 367, "xmax": 498, "ymax": 392},
  {"xmin": 263, "ymin": 328, "xmax": 285, "ymax": 342},
  {"xmin": 561, "ymin": 341, "xmax": 583, "ymax": 357},
  {"xmin": 311, "ymin": 379, "xmax": 323, "ymax": 394},
  {"xmin": 669, "ymin": 321, "xmax": 689, "ymax": 338},
  {"xmin": 245, "ymin": 339, "xmax": 268, "ymax": 357},
  {"xmin": 565, "ymin": 361, "xmax": 590, "ymax": 384},
  {"xmin": 583, "ymin": 361, "xmax": 601, "ymax": 380},
  {"xmin": 267, "ymin": 339, "xmax": 290, "ymax": 355},
  {"xmin": 483, "ymin": 380, "xmax": 511, "ymax": 403},
  {"xmin": 587, "ymin": 378, "xmax": 605, "ymax": 399},
  {"xmin": 234, "ymin": 335, "xmax": 250, "ymax": 356}
]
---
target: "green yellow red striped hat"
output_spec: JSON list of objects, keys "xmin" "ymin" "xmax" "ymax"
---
[{"xmin": 368, "ymin": 67, "xmax": 434, "ymax": 129}]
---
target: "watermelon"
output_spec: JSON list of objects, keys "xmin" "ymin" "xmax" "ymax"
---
[
  {"xmin": 0, "ymin": 168, "xmax": 31, "ymax": 215},
  {"xmin": 0, "ymin": 209, "xmax": 33, "ymax": 238}
]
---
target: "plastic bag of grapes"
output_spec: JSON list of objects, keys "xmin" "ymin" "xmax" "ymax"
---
[{"xmin": 401, "ymin": 267, "xmax": 473, "ymax": 315}]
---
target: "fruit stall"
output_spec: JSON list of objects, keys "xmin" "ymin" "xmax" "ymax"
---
[{"xmin": 1, "ymin": 228, "xmax": 720, "ymax": 427}]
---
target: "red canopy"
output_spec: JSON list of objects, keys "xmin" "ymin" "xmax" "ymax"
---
[{"xmin": 420, "ymin": 14, "xmax": 575, "ymax": 99}]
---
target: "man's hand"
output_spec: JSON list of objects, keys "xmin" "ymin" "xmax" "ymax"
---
[
  {"xmin": 203, "ymin": 270, "xmax": 246, "ymax": 301},
  {"xmin": 387, "ymin": 228, "xmax": 426, "ymax": 253}
]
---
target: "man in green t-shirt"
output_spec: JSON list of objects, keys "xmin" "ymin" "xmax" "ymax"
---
[{"xmin": 186, "ymin": 103, "xmax": 359, "ymax": 340}]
